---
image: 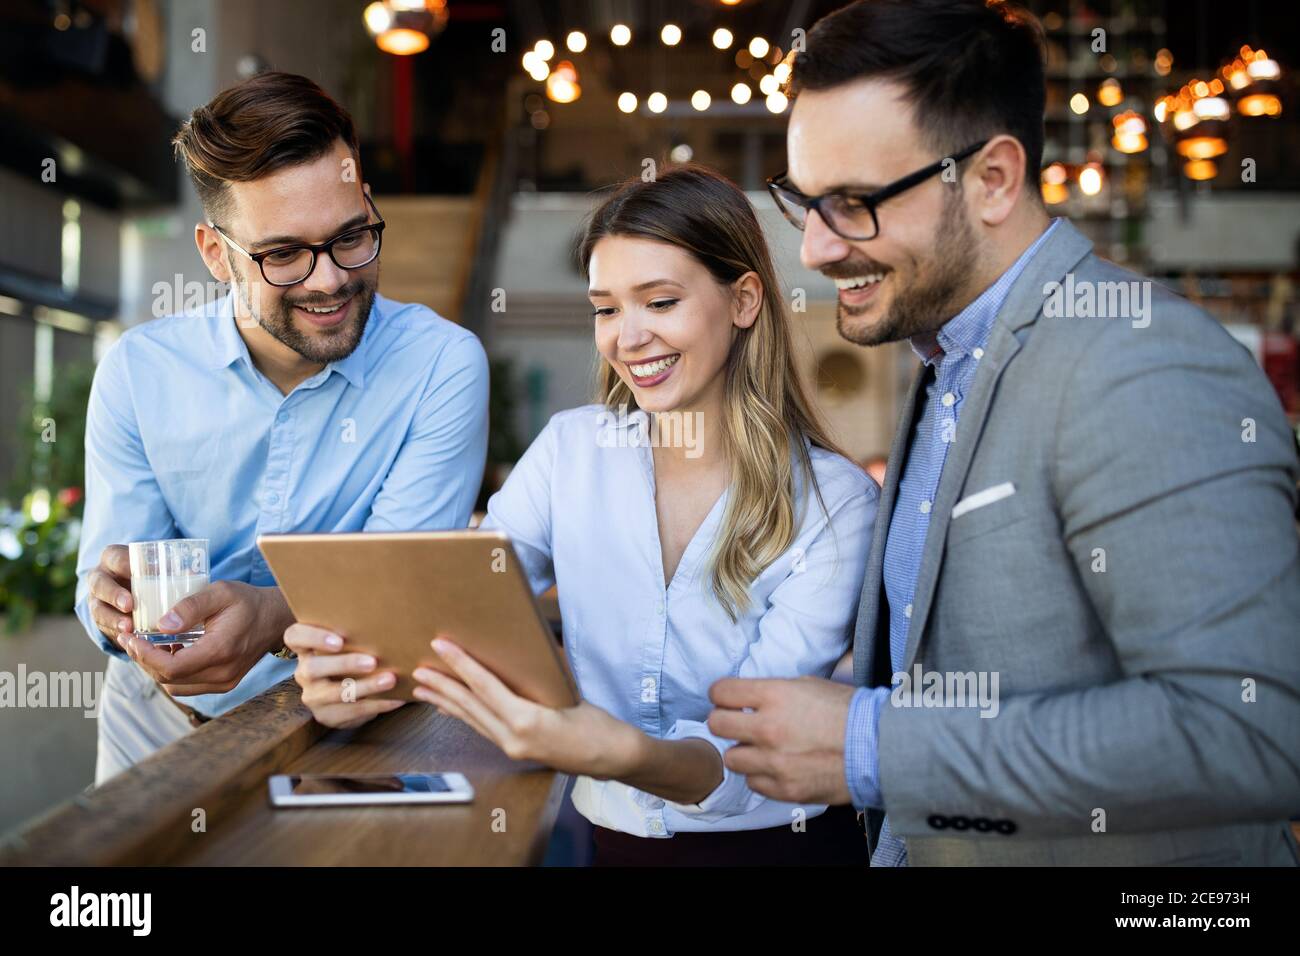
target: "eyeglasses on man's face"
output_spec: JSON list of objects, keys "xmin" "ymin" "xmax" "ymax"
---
[
  {"xmin": 209, "ymin": 193, "xmax": 386, "ymax": 287},
  {"xmin": 767, "ymin": 141, "xmax": 988, "ymax": 241}
]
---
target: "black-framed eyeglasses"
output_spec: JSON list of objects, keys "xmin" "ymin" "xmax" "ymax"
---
[
  {"xmin": 209, "ymin": 193, "xmax": 386, "ymax": 287},
  {"xmin": 767, "ymin": 141, "xmax": 987, "ymax": 241}
]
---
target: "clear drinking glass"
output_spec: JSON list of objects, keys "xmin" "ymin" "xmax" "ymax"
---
[{"xmin": 128, "ymin": 538, "xmax": 210, "ymax": 646}]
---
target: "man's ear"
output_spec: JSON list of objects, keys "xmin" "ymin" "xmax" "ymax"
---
[
  {"xmin": 194, "ymin": 223, "xmax": 232, "ymax": 284},
  {"xmin": 969, "ymin": 134, "xmax": 1026, "ymax": 228},
  {"xmin": 731, "ymin": 271, "xmax": 763, "ymax": 330}
]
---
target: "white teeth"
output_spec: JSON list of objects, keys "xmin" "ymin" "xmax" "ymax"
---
[
  {"xmin": 629, "ymin": 354, "xmax": 680, "ymax": 377},
  {"xmin": 833, "ymin": 273, "xmax": 885, "ymax": 290},
  {"xmin": 301, "ymin": 302, "xmax": 344, "ymax": 313}
]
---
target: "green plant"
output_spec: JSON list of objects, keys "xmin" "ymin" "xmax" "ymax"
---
[
  {"xmin": 8, "ymin": 361, "xmax": 95, "ymax": 501},
  {"xmin": 0, "ymin": 491, "xmax": 81, "ymax": 634},
  {"xmin": 1, "ymin": 360, "xmax": 95, "ymax": 633}
]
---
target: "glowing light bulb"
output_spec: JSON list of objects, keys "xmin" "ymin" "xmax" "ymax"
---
[
  {"xmin": 363, "ymin": 2, "xmax": 392, "ymax": 35},
  {"xmin": 1078, "ymin": 165, "xmax": 1103, "ymax": 196}
]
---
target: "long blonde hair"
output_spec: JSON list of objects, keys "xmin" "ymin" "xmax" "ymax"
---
[{"xmin": 578, "ymin": 164, "xmax": 852, "ymax": 621}]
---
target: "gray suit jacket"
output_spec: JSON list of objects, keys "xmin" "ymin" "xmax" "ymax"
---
[{"xmin": 853, "ymin": 219, "xmax": 1300, "ymax": 865}]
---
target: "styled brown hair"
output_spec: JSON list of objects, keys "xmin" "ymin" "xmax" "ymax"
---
[
  {"xmin": 172, "ymin": 71, "xmax": 360, "ymax": 224},
  {"xmin": 791, "ymin": 0, "xmax": 1046, "ymax": 191},
  {"xmin": 579, "ymin": 163, "xmax": 853, "ymax": 621}
]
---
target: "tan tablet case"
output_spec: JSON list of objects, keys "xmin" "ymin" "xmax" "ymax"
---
[{"xmin": 257, "ymin": 531, "xmax": 578, "ymax": 707}]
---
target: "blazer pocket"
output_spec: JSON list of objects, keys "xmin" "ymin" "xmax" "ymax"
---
[{"xmin": 946, "ymin": 488, "xmax": 1028, "ymax": 546}]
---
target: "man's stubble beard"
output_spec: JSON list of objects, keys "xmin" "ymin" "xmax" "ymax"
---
[
  {"xmin": 836, "ymin": 188, "xmax": 980, "ymax": 348},
  {"xmin": 229, "ymin": 251, "xmax": 377, "ymax": 364}
]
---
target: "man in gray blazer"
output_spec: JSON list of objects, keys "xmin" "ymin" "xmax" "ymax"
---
[{"xmin": 709, "ymin": 0, "xmax": 1300, "ymax": 865}]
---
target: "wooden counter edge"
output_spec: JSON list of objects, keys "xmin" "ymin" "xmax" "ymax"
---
[{"xmin": 0, "ymin": 678, "xmax": 325, "ymax": 866}]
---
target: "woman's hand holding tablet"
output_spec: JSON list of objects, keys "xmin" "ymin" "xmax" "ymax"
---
[
  {"xmin": 412, "ymin": 636, "xmax": 643, "ymax": 778},
  {"xmin": 412, "ymin": 637, "xmax": 724, "ymax": 805},
  {"xmin": 285, "ymin": 623, "xmax": 405, "ymax": 729}
]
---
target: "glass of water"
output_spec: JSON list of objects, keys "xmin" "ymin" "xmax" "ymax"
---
[{"xmin": 128, "ymin": 538, "xmax": 210, "ymax": 646}]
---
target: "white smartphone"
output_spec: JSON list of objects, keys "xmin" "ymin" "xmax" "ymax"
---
[{"xmin": 268, "ymin": 772, "xmax": 475, "ymax": 807}]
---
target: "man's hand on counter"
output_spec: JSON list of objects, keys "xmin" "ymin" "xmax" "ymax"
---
[{"xmin": 123, "ymin": 583, "xmax": 297, "ymax": 697}]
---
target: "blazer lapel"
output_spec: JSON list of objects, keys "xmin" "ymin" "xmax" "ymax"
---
[
  {"xmin": 852, "ymin": 360, "xmax": 928, "ymax": 685},
  {"xmin": 900, "ymin": 220, "xmax": 1095, "ymax": 672}
]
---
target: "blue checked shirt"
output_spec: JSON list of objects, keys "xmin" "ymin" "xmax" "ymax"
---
[
  {"xmin": 844, "ymin": 220, "xmax": 1060, "ymax": 866},
  {"xmin": 74, "ymin": 291, "xmax": 489, "ymax": 716}
]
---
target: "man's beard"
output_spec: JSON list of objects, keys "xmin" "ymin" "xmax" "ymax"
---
[
  {"xmin": 833, "ymin": 189, "xmax": 979, "ymax": 347},
  {"xmin": 229, "ymin": 254, "xmax": 376, "ymax": 364}
]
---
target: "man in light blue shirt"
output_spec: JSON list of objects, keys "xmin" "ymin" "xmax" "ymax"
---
[{"xmin": 77, "ymin": 72, "xmax": 488, "ymax": 782}]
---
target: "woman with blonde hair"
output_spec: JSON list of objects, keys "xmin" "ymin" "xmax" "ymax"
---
[{"xmin": 287, "ymin": 164, "xmax": 878, "ymax": 865}]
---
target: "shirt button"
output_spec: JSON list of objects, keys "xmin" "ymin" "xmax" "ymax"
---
[
  {"xmin": 942, "ymin": 392, "xmax": 955, "ymax": 407},
  {"xmin": 904, "ymin": 603, "xmax": 913, "ymax": 618},
  {"xmin": 648, "ymin": 819, "xmax": 665, "ymax": 834},
  {"xmin": 276, "ymin": 411, "xmax": 289, "ymax": 424},
  {"xmin": 919, "ymin": 499, "xmax": 931, "ymax": 514},
  {"xmin": 973, "ymin": 347, "xmax": 984, "ymax": 359},
  {"xmin": 266, "ymin": 492, "xmax": 280, "ymax": 505}
]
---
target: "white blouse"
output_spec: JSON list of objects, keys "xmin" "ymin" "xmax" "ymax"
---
[{"xmin": 481, "ymin": 404, "xmax": 878, "ymax": 837}]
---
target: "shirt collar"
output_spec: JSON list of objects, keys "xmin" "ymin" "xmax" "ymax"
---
[
  {"xmin": 909, "ymin": 217, "xmax": 1062, "ymax": 366},
  {"xmin": 207, "ymin": 290, "xmax": 248, "ymax": 370},
  {"xmin": 205, "ymin": 289, "xmax": 370, "ymax": 389}
]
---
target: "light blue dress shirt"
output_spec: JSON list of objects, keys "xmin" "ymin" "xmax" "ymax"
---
[
  {"xmin": 75, "ymin": 291, "xmax": 489, "ymax": 716},
  {"xmin": 482, "ymin": 404, "xmax": 878, "ymax": 837},
  {"xmin": 845, "ymin": 220, "xmax": 1061, "ymax": 865}
]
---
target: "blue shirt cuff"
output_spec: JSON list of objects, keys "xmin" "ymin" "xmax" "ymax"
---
[{"xmin": 844, "ymin": 685, "xmax": 889, "ymax": 811}]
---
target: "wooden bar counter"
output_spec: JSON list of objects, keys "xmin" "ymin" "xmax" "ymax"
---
[{"xmin": 0, "ymin": 680, "xmax": 567, "ymax": 866}]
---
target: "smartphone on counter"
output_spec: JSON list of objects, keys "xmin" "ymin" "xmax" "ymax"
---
[{"xmin": 268, "ymin": 772, "xmax": 475, "ymax": 807}]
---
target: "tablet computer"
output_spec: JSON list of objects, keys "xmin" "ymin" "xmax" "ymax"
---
[{"xmin": 257, "ymin": 531, "xmax": 578, "ymax": 708}]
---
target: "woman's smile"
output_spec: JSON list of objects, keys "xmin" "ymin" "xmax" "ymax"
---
[{"xmin": 626, "ymin": 352, "xmax": 681, "ymax": 387}]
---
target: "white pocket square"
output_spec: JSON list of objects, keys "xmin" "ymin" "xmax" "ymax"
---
[{"xmin": 951, "ymin": 482, "xmax": 1016, "ymax": 520}]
